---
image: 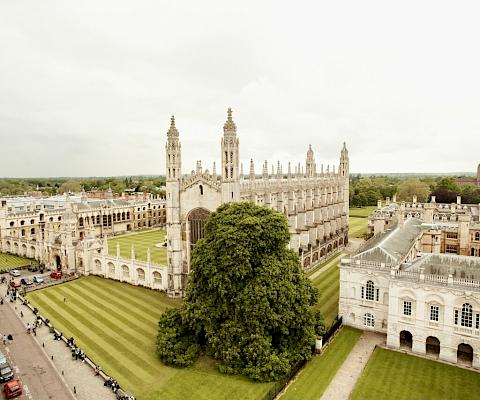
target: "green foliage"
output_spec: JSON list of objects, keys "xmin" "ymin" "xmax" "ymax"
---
[
  {"xmin": 157, "ymin": 203, "xmax": 320, "ymax": 382},
  {"xmin": 350, "ymin": 176, "xmax": 400, "ymax": 207},
  {"xmin": 396, "ymin": 179, "xmax": 430, "ymax": 202},
  {"xmin": 156, "ymin": 309, "xmax": 201, "ymax": 367},
  {"xmin": 0, "ymin": 176, "xmax": 166, "ymax": 197}
]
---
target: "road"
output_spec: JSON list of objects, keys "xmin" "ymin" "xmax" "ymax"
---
[{"xmin": 0, "ymin": 277, "xmax": 75, "ymax": 400}]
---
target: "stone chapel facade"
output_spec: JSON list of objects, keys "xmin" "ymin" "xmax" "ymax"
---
[{"xmin": 166, "ymin": 109, "xmax": 349, "ymax": 296}]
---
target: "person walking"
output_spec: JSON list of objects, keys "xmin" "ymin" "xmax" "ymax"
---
[{"xmin": 26, "ymin": 323, "xmax": 31, "ymax": 334}]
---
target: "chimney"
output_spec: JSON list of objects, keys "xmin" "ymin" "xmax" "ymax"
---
[
  {"xmin": 392, "ymin": 194, "xmax": 397, "ymax": 203},
  {"xmin": 413, "ymin": 195, "xmax": 417, "ymax": 203},
  {"xmin": 377, "ymin": 200, "xmax": 382, "ymax": 209},
  {"xmin": 431, "ymin": 195, "xmax": 436, "ymax": 203},
  {"xmin": 386, "ymin": 197, "xmax": 390, "ymax": 205},
  {"xmin": 457, "ymin": 196, "xmax": 461, "ymax": 205}
]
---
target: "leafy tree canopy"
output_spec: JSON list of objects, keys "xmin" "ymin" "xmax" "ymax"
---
[
  {"xmin": 396, "ymin": 179, "xmax": 431, "ymax": 202},
  {"xmin": 157, "ymin": 202, "xmax": 321, "ymax": 381}
]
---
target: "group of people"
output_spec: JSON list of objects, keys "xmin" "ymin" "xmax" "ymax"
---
[
  {"xmin": 1, "ymin": 333, "xmax": 14, "ymax": 345},
  {"xmin": 5, "ymin": 286, "xmax": 18, "ymax": 303},
  {"xmin": 104, "ymin": 377, "xmax": 120, "ymax": 391},
  {"xmin": 26, "ymin": 318, "xmax": 41, "ymax": 335},
  {"xmin": 68, "ymin": 337, "xmax": 87, "ymax": 362}
]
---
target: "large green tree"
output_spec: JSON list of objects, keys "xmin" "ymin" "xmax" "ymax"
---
[
  {"xmin": 396, "ymin": 179, "xmax": 431, "ymax": 202},
  {"xmin": 157, "ymin": 202, "xmax": 321, "ymax": 381}
]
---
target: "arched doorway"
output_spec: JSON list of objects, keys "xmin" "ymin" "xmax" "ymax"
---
[
  {"xmin": 426, "ymin": 336, "xmax": 440, "ymax": 357},
  {"xmin": 187, "ymin": 208, "xmax": 211, "ymax": 250},
  {"xmin": 400, "ymin": 330, "xmax": 413, "ymax": 350},
  {"xmin": 457, "ymin": 343, "xmax": 473, "ymax": 366},
  {"xmin": 55, "ymin": 255, "xmax": 62, "ymax": 270}
]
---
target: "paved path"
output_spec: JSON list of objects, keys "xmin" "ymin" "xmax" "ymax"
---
[
  {"xmin": 0, "ymin": 275, "xmax": 116, "ymax": 400},
  {"xmin": 309, "ymin": 253, "xmax": 344, "ymax": 281},
  {"xmin": 320, "ymin": 331, "xmax": 385, "ymax": 400},
  {"xmin": 0, "ymin": 290, "xmax": 75, "ymax": 400}
]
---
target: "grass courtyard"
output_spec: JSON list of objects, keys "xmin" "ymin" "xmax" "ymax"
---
[
  {"xmin": 349, "ymin": 206, "xmax": 375, "ymax": 238},
  {"xmin": 311, "ymin": 261, "xmax": 340, "ymax": 328},
  {"xmin": 350, "ymin": 347, "xmax": 480, "ymax": 400},
  {"xmin": 0, "ymin": 252, "xmax": 38, "ymax": 270},
  {"xmin": 108, "ymin": 229, "xmax": 168, "ymax": 265},
  {"xmin": 27, "ymin": 276, "xmax": 274, "ymax": 400},
  {"xmin": 281, "ymin": 327, "xmax": 362, "ymax": 399}
]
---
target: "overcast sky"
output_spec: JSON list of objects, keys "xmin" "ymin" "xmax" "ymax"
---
[{"xmin": 1, "ymin": 1, "xmax": 479, "ymax": 178}]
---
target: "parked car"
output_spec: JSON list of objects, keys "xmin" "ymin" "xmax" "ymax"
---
[
  {"xmin": 33, "ymin": 276, "xmax": 44, "ymax": 284},
  {"xmin": 0, "ymin": 351, "xmax": 6, "ymax": 365},
  {"xmin": 4, "ymin": 379, "xmax": 22, "ymax": 399},
  {"xmin": 8, "ymin": 270, "xmax": 20, "ymax": 277},
  {"xmin": 9, "ymin": 281, "xmax": 21, "ymax": 289},
  {"xmin": 50, "ymin": 271, "xmax": 63, "ymax": 279},
  {"xmin": 27, "ymin": 265, "xmax": 38, "ymax": 272},
  {"xmin": 0, "ymin": 362, "xmax": 13, "ymax": 383},
  {"xmin": 20, "ymin": 278, "xmax": 33, "ymax": 286}
]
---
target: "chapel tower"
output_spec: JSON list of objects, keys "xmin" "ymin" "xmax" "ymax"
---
[
  {"xmin": 165, "ymin": 116, "xmax": 184, "ymax": 297},
  {"xmin": 339, "ymin": 142, "xmax": 350, "ymax": 214},
  {"xmin": 221, "ymin": 108, "xmax": 240, "ymax": 202}
]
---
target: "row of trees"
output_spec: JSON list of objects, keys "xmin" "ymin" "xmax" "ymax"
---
[
  {"xmin": 349, "ymin": 175, "xmax": 480, "ymax": 206},
  {"xmin": 0, "ymin": 176, "xmax": 166, "ymax": 197}
]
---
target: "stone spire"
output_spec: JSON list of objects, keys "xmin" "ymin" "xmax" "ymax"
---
[
  {"xmin": 167, "ymin": 115, "xmax": 179, "ymax": 137},
  {"xmin": 262, "ymin": 160, "xmax": 268, "ymax": 179},
  {"xmin": 223, "ymin": 107, "xmax": 237, "ymax": 134},
  {"xmin": 276, "ymin": 161, "xmax": 282, "ymax": 179},
  {"xmin": 249, "ymin": 159, "xmax": 255, "ymax": 180},
  {"xmin": 212, "ymin": 161, "xmax": 216, "ymax": 177},
  {"xmin": 271, "ymin": 164, "xmax": 274, "ymax": 176},
  {"xmin": 339, "ymin": 142, "xmax": 349, "ymax": 178},
  {"xmin": 306, "ymin": 144, "xmax": 316, "ymax": 177},
  {"xmin": 240, "ymin": 163, "xmax": 244, "ymax": 178},
  {"xmin": 288, "ymin": 162, "xmax": 292, "ymax": 179}
]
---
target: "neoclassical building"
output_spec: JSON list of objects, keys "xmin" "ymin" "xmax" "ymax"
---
[
  {"xmin": 166, "ymin": 109, "xmax": 349, "ymax": 296},
  {"xmin": 340, "ymin": 199, "xmax": 480, "ymax": 369}
]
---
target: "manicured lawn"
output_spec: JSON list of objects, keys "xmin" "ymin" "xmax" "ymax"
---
[
  {"xmin": 311, "ymin": 262, "xmax": 340, "ymax": 328},
  {"xmin": 27, "ymin": 276, "xmax": 274, "ymax": 400},
  {"xmin": 349, "ymin": 206, "xmax": 376, "ymax": 218},
  {"xmin": 280, "ymin": 327, "xmax": 362, "ymax": 400},
  {"xmin": 108, "ymin": 229, "xmax": 167, "ymax": 265},
  {"xmin": 306, "ymin": 252, "xmax": 343, "ymax": 277},
  {"xmin": 350, "ymin": 348, "xmax": 480, "ymax": 400},
  {"xmin": 0, "ymin": 252, "xmax": 38, "ymax": 270},
  {"xmin": 349, "ymin": 206, "xmax": 375, "ymax": 238},
  {"xmin": 349, "ymin": 216, "xmax": 368, "ymax": 238}
]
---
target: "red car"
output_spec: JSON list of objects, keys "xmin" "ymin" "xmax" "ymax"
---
[
  {"xmin": 9, "ymin": 281, "xmax": 21, "ymax": 289},
  {"xmin": 50, "ymin": 271, "xmax": 63, "ymax": 279},
  {"xmin": 4, "ymin": 379, "xmax": 22, "ymax": 399}
]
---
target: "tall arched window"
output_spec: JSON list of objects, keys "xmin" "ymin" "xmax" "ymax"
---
[
  {"xmin": 461, "ymin": 303, "xmax": 473, "ymax": 327},
  {"xmin": 364, "ymin": 313, "xmax": 375, "ymax": 327},
  {"xmin": 475, "ymin": 232, "xmax": 480, "ymax": 241},
  {"xmin": 366, "ymin": 280, "xmax": 375, "ymax": 300}
]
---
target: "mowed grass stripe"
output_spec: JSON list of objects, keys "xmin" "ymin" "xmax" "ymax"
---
[
  {"xmin": 312, "ymin": 264, "xmax": 340, "ymax": 326},
  {"xmin": 85, "ymin": 276, "xmax": 179, "ymax": 310},
  {"xmin": 81, "ymin": 278, "xmax": 173, "ymax": 319},
  {"xmin": 27, "ymin": 292, "xmax": 148, "ymax": 385},
  {"xmin": 56, "ymin": 285, "xmax": 157, "ymax": 355},
  {"xmin": 39, "ymin": 289, "xmax": 160, "ymax": 378},
  {"xmin": 74, "ymin": 281, "xmax": 160, "ymax": 331}
]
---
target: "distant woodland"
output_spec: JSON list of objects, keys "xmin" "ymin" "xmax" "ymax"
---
[
  {"xmin": 0, "ymin": 176, "xmax": 166, "ymax": 197},
  {"xmin": 1, "ymin": 175, "xmax": 479, "ymax": 206}
]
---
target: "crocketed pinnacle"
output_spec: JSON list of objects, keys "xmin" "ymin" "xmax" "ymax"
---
[
  {"xmin": 223, "ymin": 107, "xmax": 237, "ymax": 133},
  {"xmin": 167, "ymin": 115, "xmax": 179, "ymax": 137}
]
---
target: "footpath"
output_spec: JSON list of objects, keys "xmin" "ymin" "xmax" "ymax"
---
[
  {"xmin": 0, "ymin": 278, "xmax": 116, "ymax": 400},
  {"xmin": 320, "ymin": 331, "xmax": 385, "ymax": 400}
]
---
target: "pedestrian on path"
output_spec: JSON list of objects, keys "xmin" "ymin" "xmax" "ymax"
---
[
  {"xmin": 26, "ymin": 323, "xmax": 31, "ymax": 334},
  {"xmin": 2, "ymin": 335, "xmax": 6, "ymax": 345}
]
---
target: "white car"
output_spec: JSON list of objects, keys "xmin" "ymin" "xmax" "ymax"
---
[{"xmin": 8, "ymin": 270, "xmax": 20, "ymax": 277}]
